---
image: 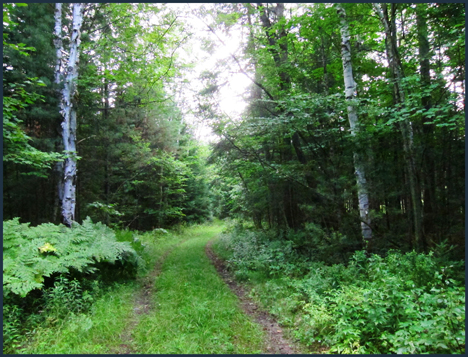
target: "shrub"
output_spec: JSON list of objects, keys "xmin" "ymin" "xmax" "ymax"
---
[
  {"xmin": 219, "ymin": 227, "xmax": 465, "ymax": 354},
  {"xmin": 3, "ymin": 217, "xmax": 141, "ymax": 298}
]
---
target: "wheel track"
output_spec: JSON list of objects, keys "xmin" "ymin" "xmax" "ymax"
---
[
  {"xmin": 115, "ymin": 237, "xmax": 190, "ymax": 354},
  {"xmin": 205, "ymin": 239, "xmax": 302, "ymax": 354}
]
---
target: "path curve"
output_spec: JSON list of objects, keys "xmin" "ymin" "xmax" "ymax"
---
[{"xmin": 205, "ymin": 239, "xmax": 302, "ymax": 354}]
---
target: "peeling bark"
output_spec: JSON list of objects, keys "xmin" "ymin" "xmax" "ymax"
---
[
  {"xmin": 58, "ymin": 3, "xmax": 84, "ymax": 227},
  {"xmin": 336, "ymin": 4, "xmax": 372, "ymax": 241},
  {"xmin": 53, "ymin": 3, "xmax": 64, "ymax": 223}
]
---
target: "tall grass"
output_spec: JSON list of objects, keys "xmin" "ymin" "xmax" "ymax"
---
[{"xmin": 19, "ymin": 282, "xmax": 137, "ymax": 354}]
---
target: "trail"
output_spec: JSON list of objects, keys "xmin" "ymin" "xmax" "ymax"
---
[
  {"xmin": 116, "ymin": 237, "xmax": 189, "ymax": 354},
  {"xmin": 116, "ymin": 223, "xmax": 302, "ymax": 354},
  {"xmin": 127, "ymin": 224, "xmax": 266, "ymax": 353},
  {"xmin": 31, "ymin": 223, "xmax": 303, "ymax": 354}
]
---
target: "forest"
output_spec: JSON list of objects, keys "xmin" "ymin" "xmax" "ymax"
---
[{"xmin": 3, "ymin": 2, "xmax": 465, "ymax": 354}]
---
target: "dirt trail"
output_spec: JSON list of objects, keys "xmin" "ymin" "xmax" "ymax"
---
[
  {"xmin": 115, "ymin": 239, "xmax": 188, "ymax": 354},
  {"xmin": 205, "ymin": 239, "xmax": 302, "ymax": 354}
]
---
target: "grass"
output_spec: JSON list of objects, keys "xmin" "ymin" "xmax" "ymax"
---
[
  {"xmin": 19, "ymin": 282, "xmax": 138, "ymax": 354},
  {"xmin": 16, "ymin": 225, "xmax": 190, "ymax": 354},
  {"xmin": 16, "ymin": 221, "xmax": 266, "ymax": 354},
  {"xmin": 132, "ymin": 223, "xmax": 266, "ymax": 353}
]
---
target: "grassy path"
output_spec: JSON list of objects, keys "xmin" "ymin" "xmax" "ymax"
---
[
  {"xmin": 131, "ymin": 224, "xmax": 265, "ymax": 353},
  {"xmin": 20, "ymin": 223, "xmax": 266, "ymax": 354}
]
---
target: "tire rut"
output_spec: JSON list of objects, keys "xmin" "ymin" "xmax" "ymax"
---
[
  {"xmin": 205, "ymin": 239, "xmax": 302, "ymax": 354},
  {"xmin": 115, "ymin": 238, "xmax": 189, "ymax": 354}
]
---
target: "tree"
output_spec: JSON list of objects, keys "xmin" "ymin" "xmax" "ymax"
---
[
  {"xmin": 336, "ymin": 3, "xmax": 372, "ymax": 243},
  {"xmin": 374, "ymin": 3, "xmax": 424, "ymax": 250},
  {"xmin": 55, "ymin": 3, "xmax": 84, "ymax": 227},
  {"xmin": 3, "ymin": 3, "xmax": 63, "ymax": 174}
]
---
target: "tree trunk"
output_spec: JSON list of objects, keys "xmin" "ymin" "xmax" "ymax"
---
[
  {"xmin": 336, "ymin": 4, "xmax": 372, "ymax": 242},
  {"xmin": 416, "ymin": 4, "xmax": 435, "ymax": 246},
  {"xmin": 59, "ymin": 3, "xmax": 84, "ymax": 227},
  {"xmin": 375, "ymin": 3, "xmax": 424, "ymax": 251}
]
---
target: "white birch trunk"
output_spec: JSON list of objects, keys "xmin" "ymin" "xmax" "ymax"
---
[
  {"xmin": 59, "ymin": 3, "xmax": 83, "ymax": 227},
  {"xmin": 53, "ymin": 4, "xmax": 63, "ymax": 85},
  {"xmin": 336, "ymin": 4, "xmax": 372, "ymax": 241}
]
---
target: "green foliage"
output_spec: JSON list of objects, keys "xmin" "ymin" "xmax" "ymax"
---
[
  {"xmin": 42, "ymin": 276, "xmax": 98, "ymax": 319},
  {"xmin": 13, "ymin": 282, "xmax": 138, "ymax": 354},
  {"xmin": 2, "ymin": 302, "xmax": 24, "ymax": 351},
  {"xmin": 217, "ymin": 228, "xmax": 465, "ymax": 354},
  {"xmin": 3, "ymin": 3, "xmax": 64, "ymax": 178},
  {"xmin": 3, "ymin": 75, "xmax": 64, "ymax": 175},
  {"xmin": 3, "ymin": 217, "xmax": 141, "ymax": 298}
]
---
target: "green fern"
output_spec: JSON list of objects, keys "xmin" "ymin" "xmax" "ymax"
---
[{"xmin": 3, "ymin": 217, "xmax": 140, "ymax": 297}]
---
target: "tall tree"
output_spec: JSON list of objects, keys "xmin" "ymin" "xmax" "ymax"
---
[
  {"xmin": 56, "ymin": 3, "xmax": 84, "ymax": 227},
  {"xmin": 374, "ymin": 3, "xmax": 424, "ymax": 251},
  {"xmin": 336, "ymin": 3, "xmax": 372, "ymax": 243}
]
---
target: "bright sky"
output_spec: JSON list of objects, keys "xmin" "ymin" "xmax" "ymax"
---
[{"xmin": 166, "ymin": 3, "xmax": 251, "ymax": 143}]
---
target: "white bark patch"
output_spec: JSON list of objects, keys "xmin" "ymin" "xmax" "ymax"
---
[
  {"xmin": 54, "ymin": 4, "xmax": 63, "ymax": 85},
  {"xmin": 337, "ymin": 4, "xmax": 372, "ymax": 241},
  {"xmin": 58, "ymin": 3, "xmax": 83, "ymax": 227}
]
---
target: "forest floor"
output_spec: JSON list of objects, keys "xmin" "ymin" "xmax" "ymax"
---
[{"xmin": 20, "ymin": 223, "xmax": 301, "ymax": 354}]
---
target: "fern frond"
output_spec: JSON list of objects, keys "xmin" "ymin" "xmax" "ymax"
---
[{"xmin": 3, "ymin": 217, "xmax": 141, "ymax": 297}]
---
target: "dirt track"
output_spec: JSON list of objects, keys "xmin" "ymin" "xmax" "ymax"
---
[{"xmin": 205, "ymin": 239, "xmax": 302, "ymax": 354}]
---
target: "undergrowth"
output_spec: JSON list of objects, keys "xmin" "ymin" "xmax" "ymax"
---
[
  {"xmin": 214, "ymin": 223, "xmax": 465, "ymax": 354},
  {"xmin": 3, "ymin": 222, "xmax": 202, "ymax": 354},
  {"xmin": 2, "ymin": 217, "xmax": 144, "ymax": 354}
]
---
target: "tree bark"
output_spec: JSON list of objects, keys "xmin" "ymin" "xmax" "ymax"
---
[
  {"xmin": 336, "ymin": 4, "xmax": 372, "ymax": 242},
  {"xmin": 416, "ymin": 4, "xmax": 435, "ymax": 245},
  {"xmin": 257, "ymin": 3, "xmax": 290, "ymax": 92},
  {"xmin": 59, "ymin": 3, "xmax": 84, "ymax": 227}
]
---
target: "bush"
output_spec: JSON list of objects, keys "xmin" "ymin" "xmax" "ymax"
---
[
  {"xmin": 3, "ymin": 217, "xmax": 141, "ymax": 298},
  {"xmin": 218, "ymin": 227, "xmax": 465, "ymax": 354},
  {"xmin": 43, "ymin": 276, "xmax": 96, "ymax": 318}
]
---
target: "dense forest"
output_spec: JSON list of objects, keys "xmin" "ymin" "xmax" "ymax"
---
[{"xmin": 3, "ymin": 2, "xmax": 465, "ymax": 354}]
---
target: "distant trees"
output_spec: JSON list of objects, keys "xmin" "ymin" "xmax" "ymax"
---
[{"xmin": 3, "ymin": 3, "xmax": 464, "ymax": 256}]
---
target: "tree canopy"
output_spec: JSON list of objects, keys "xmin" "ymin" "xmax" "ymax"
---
[{"xmin": 3, "ymin": 1, "xmax": 464, "ymax": 250}]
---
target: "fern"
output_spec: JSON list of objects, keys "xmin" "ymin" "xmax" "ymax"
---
[{"xmin": 3, "ymin": 217, "xmax": 140, "ymax": 297}]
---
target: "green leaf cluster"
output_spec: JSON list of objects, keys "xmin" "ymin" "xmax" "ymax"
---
[{"xmin": 3, "ymin": 217, "xmax": 141, "ymax": 298}]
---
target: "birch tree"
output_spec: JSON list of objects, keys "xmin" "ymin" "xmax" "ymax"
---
[
  {"xmin": 55, "ymin": 3, "xmax": 84, "ymax": 227},
  {"xmin": 336, "ymin": 4, "xmax": 372, "ymax": 242},
  {"xmin": 53, "ymin": 3, "xmax": 64, "ymax": 222}
]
